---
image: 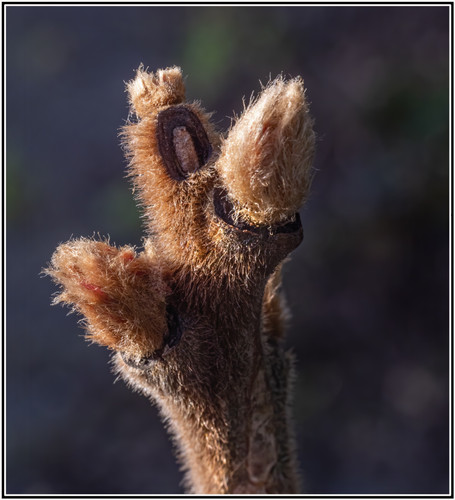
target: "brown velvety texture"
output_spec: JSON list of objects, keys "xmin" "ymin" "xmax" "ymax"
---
[{"xmin": 45, "ymin": 66, "xmax": 315, "ymax": 494}]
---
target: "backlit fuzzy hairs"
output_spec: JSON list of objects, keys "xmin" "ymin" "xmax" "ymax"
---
[
  {"xmin": 48, "ymin": 238, "xmax": 169, "ymax": 360},
  {"xmin": 46, "ymin": 65, "xmax": 315, "ymax": 494},
  {"xmin": 127, "ymin": 65, "xmax": 186, "ymax": 117},
  {"xmin": 217, "ymin": 76, "xmax": 315, "ymax": 226}
]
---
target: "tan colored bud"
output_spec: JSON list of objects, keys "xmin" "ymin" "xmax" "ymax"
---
[{"xmin": 216, "ymin": 76, "xmax": 315, "ymax": 226}]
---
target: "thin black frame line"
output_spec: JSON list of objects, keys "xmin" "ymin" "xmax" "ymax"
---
[
  {"xmin": 450, "ymin": 2, "xmax": 455, "ymax": 499},
  {"xmin": 1, "ymin": 1, "xmax": 455, "ymax": 6}
]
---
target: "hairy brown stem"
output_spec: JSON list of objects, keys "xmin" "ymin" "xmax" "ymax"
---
[{"xmin": 115, "ymin": 273, "xmax": 298, "ymax": 493}]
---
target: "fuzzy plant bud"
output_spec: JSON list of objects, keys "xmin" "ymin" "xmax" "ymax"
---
[
  {"xmin": 216, "ymin": 76, "xmax": 315, "ymax": 226},
  {"xmin": 126, "ymin": 65, "xmax": 186, "ymax": 118}
]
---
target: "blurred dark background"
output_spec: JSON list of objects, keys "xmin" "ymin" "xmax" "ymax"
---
[{"xmin": 6, "ymin": 5, "xmax": 450, "ymax": 495}]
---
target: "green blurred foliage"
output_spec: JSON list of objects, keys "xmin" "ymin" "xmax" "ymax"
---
[
  {"xmin": 180, "ymin": 8, "xmax": 296, "ymax": 105},
  {"xmin": 93, "ymin": 181, "xmax": 142, "ymax": 239},
  {"xmin": 6, "ymin": 147, "xmax": 41, "ymax": 224}
]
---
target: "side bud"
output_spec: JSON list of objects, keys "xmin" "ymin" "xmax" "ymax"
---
[{"xmin": 216, "ymin": 76, "xmax": 315, "ymax": 226}]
